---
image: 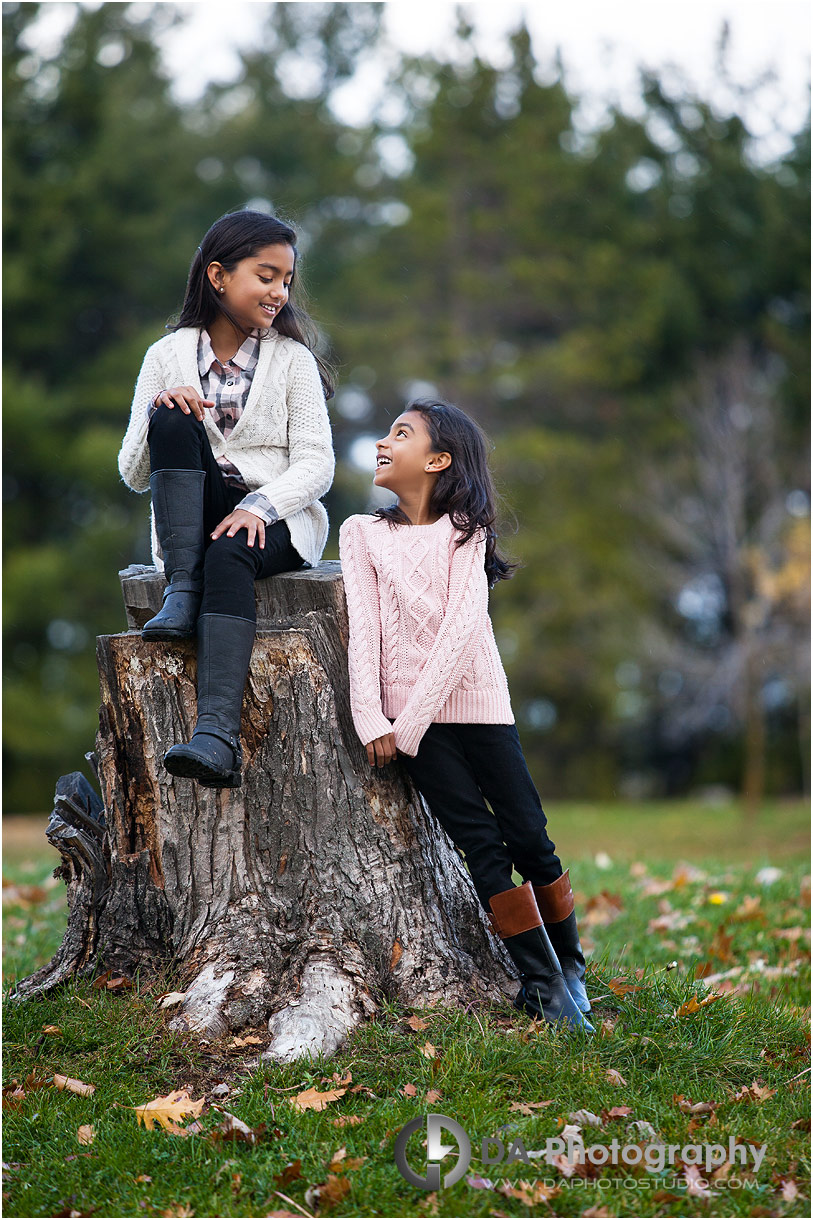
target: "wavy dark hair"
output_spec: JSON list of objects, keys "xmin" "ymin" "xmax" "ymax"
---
[
  {"xmin": 374, "ymin": 398, "xmax": 518, "ymax": 587},
  {"xmin": 169, "ymin": 209, "xmax": 335, "ymax": 398}
]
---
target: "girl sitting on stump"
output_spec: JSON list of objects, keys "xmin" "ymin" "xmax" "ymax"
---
[{"xmin": 118, "ymin": 209, "xmax": 335, "ymax": 788}]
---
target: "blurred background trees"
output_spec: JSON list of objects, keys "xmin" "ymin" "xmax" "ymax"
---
[{"xmin": 3, "ymin": 1, "xmax": 809, "ymax": 811}]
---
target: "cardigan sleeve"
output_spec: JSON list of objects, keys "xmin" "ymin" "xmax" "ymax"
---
[
  {"xmin": 339, "ymin": 517, "xmax": 395, "ymax": 747},
  {"xmin": 117, "ymin": 341, "xmax": 168, "ymax": 493},
  {"xmin": 391, "ymin": 528, "xmax": 490, "ymax": 757},
  {"xmin": 247, "ymin": 344, "xmax": 334, "ymax": 518}
]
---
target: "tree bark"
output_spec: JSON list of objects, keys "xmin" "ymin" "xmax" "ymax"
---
[{"xmin": 12, "ymin": 563, "xmax": 516, "ymax": 1062}]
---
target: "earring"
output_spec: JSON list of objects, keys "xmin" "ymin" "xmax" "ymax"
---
[{"xmin": 219, "ymin": 287, "xmax": 225, "ymax": 293}]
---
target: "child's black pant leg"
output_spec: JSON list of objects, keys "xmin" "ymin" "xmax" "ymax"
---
[
  {"xmin": 200, "ymin": 523, "xmax": 305, "ymax": 620},
  {"xmin": 147, "ymin": 405, "xmax": 234, "ymax": 536},
  {"xmin": 399, "ymin": 723, "xmax": 516, "ymax": 908},
  {"xmin": 456, "ymin": 723, "xmax": 563, "ymax": 887}
]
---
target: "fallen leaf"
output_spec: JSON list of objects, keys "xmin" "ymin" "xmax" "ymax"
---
[
  {"xmin": 42, "ymin": 1025, "xmax": 62, "ymax": 1035},
  {"xmin": 228, "ymin": 1035, "xmax": 263, "ymax": 1047},
  {"xmin": 674, "ymin": 992, "xmax": 726, "ymax": 1016},
  {"xmin": 135, "ymin": 1176, "xmax": 152, "ymax": 1184},
  {"xmin": 605, "ymin": 1069, "xmax": 626, "ymax": 1086},
  {"xmin": 54, "ymin": 1075, "xmax": 95, "ymax": 1097},
  {"xmin": 425, "ymin": 1089, "xmax": 442, "ymax": 1104},
  {"xmin": 401, "ymin": 1083, "xmax": 418, "ymax": 1097},
  {"xmin": 272, "ymin": 1161, "xmax": 302, "ymax": 1188},
  {"xmin": 420, "ymin": 1041, "xmax": 438, "ymax": 1059},
  {"xmin": 683, "ymin": 1165, "xmax": 718, "ymax": 1198},
  {"xmin": 673, "ymin": 1094, "xmax": 717, "ymax": 1115},
  {"xmin": 603, "ymin": 1106, "xmax": 633, "ymax": 1120},
  {"xmin": 331, "ymin": 1115, "xmax": 364, "ymax": 1127},
  {"xmin": 76, "ymin": 1125, "xmax": 94, "ymax": 1145},
  {"xmin": 568, "ymin": 1109, "xmax": 603, "ymax": 1127},
  {"xmin": 106, "ymin": 976, "xmax": 132, "ymax": 991},
  {"xmin": 509, "ymin": 1099, "xmax": 556, "ymax": 1114},
  {"xmin": 500, "ymin": 1179, "xmax": 561, "ymax": 1204},
  {"xmin": 133, "ymin": 1090, "xmax": 205, "ymax": 1132},
  {"xmin": 390, "ymin": 938, "xmax": 402, "ymax": 969},
  {"xmin": 317, "ymin": 1173, "xmax": 351, "ymax": 1208},
  {"xmin": 209, "ymin": 1107, "xmax": 267, "ymax": 1145},
  {"xmin": 733, "ymin": 1081, "xmax": 777, "ymax": 1103},
  {"xmin": 780, "ymin": 1179, "xmax": 800, "ymax": 1202},
  {"xmin": 405, "ymin": 1013, "xmax": 429, "ymax": 1031},
  {"xmin": 607, "ymin": 977, "xmax": 642, "ymax": 996},
  {"xmin": 289, "ymin": 1086, "xmax": 346, "ymax": 1112}
]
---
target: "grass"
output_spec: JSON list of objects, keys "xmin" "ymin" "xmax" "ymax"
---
[{"xmin": 2, "ymin": 799, "xmax": 810, "ymax": 1218}]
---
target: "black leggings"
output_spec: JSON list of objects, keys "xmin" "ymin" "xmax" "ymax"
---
[
  {"xmin": 147, "ymin": 405, "xmax": 305, "ymax": 620},
  {"xmin": 400, "ymin": 722, "xmax": 563, "ymax": 910}
]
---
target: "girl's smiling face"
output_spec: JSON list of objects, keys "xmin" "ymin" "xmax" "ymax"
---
[
  {"xmin": 208, "ymin": 242, "xmax": 295, "ymax": 332},
  {"xmin": 374, "ymin": 410, "xmax": 450, "ymax": 491}
]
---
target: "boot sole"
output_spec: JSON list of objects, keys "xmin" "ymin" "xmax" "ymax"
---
[
  {"xmin": 513, "ymin": 990, "xmax": 594, "ymax": 1033},
  {"xmin": 142, "ymin": 626, "xmax": 197, "ymax": 640},
  {"xmin": 164, "ymin": 749, "xmax": 242, "ymax": 788}
]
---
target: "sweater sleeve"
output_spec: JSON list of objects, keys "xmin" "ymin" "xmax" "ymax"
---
[
  {"xmin": 339, "ymin": 517, "xmax": 396, "ymax": 747},
  {"xmin": 117, "ymin": 341, "xmax": 168, "ymax": 493},
  {"xmin": 392, "ymin": 528, "xmax": 490, "ymax": 757},
  {"xmin": 249, "ymin": 344, "xmax": 335, "ymax": 517}
]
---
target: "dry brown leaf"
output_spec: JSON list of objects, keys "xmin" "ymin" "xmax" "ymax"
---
[
  {"xmin": 683, "ymin": 1165, "xmax": 718, "ymax": 1198},
  {"xmin": 673, "ymin": 1094, "xmax": 717, "ymax": 1115},
  {"xmin": 582, "ymin": 1208, "xmax": 612, "ymax": 1217},
  {"xmin": 419, "ymin": 1041, "xmax": 438, "ymax": 1059},
  {"xmin": 425, "ymin": 1089, "xmax": 442, "ymax": 1104},
  {"xmin": 331, "ymin": 1115, "xmax": 364, "ymax": 1127},
  {"xmin": 134, "ymin": 1089, "xmax": 205, "ymax": 1131},
  {"xmin": 289, "ymin": 1086, "xmax": 346, "ymax": 1112},
  {"xmin": 603, "ymin": 1106, "xmax": 633, "ymax": 1120},
  {"xmin": 318, "ymin": 1173, "xmax": 351, "ymax": 1208},
  {"xmin": 675, "ymin": 992, "xmax": 726, "ymax": 1016},
  {"xmin": 209, "ymin": 1107, "xmax": 267, "ymax": 1145},
  {"xmin": 406, "ymin": 1013, "xmax": 429, "ymax": 1031},
  {"xmin": 607, "ymin": 977, "xmax": 642, "ymax": 996},
  {"xmin": 390, "ymin": 938, "xmax": 402, "ymax": 969},
  {"xmin": 54, "ymin": 1074, "xmax": 95, "ymax": 1097},
  {"xmin": 106, "ymin": 976, "xmax": 132, "ymax": 991},
  {"xmin": 780, "ymin": 1179, "xmax": 801, "ymax": 1202},
  {"xmin": 401, "ymin": 1083, "xmax": 418, "ymax": 1097},
  {"xmin": 135, "ymin": 1175, "xmax": 152, "ymax": 1184},
  {"xmin": 272, "ymin": 1160, "xmax": 302, "ymax": 1188},
  {"xmin": 76, "ymin": 1125, "xmax": 95, "ymax": 1145},
  {"xmin": 228, "ymin": 1035, "xmax": 263, "ymax": 1047},
  {"xmin": 733, "ymin": 1081, "xmax": 777, "ymax": 1103},
  {"xmin": 161, "ymin": 1206, "xmax": 195, "ymax": 1218},
  {"xmin": 499, "ymin": 1179, "xmax": 561, "ymax": 1205},
  {"xmin": 605, "ymin": 1069, "xmax": 627, "ymax": 1086},
  {"xmin": 42, "ymin": 1025, "xmax": 62, "ymax": 1035}
]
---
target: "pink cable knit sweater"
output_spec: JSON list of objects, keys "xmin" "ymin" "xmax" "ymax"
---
[{"xmin": 338, "ymin": 513, "xmax": 514, "ymax": 758}]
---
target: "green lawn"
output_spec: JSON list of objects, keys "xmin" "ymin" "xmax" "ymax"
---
[{"xmin": 2, "ymin": 799, "xmax": 810, "ymax": 1218}]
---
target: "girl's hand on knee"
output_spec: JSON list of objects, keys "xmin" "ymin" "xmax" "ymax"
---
[
  {"xmin": 155, "ymin": 386, "xmax": 214, "ymax": 421},
  {"xmin": 211, "ymin": 509, "xmax": 266, "ymax": 548},
  {"xmin": 366, "ymin": 732, "xmax": 397, "ymax": 767}
]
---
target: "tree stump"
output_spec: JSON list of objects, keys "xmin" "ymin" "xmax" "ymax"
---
[{"xmin": 12, "ymin": 563, "xmax": 516, "ymax": 1062}]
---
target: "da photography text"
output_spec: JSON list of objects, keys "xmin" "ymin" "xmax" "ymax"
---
[{"xmin": 393, "ymin": 1113, "xmax": 767, "ymax": 1191}]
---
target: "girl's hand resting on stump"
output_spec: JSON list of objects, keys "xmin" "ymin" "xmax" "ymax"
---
[
  {"xmin": 367, "ymin": 732, "xmax": 397, "ymax": 768},
  {"xmin": 155, "ymin": 386, "xmax": 214, "ymax": 421},
  {"xmin": 211, "ymin": 509, "xmax": 266, "ymax": 548}
]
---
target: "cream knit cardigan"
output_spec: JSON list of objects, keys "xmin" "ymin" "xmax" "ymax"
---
[{"xmin": 117, "ymin": 327, "xmax": 335, "ymax": 570}]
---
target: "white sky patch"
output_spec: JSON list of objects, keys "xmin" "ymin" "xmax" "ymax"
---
[{"xmin": 18, "ymin": 1, "xmax": 811, "ymax": 160}]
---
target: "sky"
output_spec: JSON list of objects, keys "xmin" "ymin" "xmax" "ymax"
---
[{"xmin": 21, "ymin": 1, "xmax": 812, "ymax": 164}]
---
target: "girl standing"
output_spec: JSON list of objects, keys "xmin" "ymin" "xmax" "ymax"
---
[
  {"xmin": 118, "ymin": 210, "xmax": 335, "ymax": 789},
  {"xmin": 338, "ymin": 400, "xmax": 593, "ymax": 1032}
]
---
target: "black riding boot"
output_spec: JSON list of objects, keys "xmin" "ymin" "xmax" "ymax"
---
[
  {"xmin": 142, "ymin": 469, "xmax": 206, "ymax": 640},
  {"xmin": 533, "ymin": 870, "xmax": 592, "ymax": 1015},
  {"xmin": 163, "ymin": 612, "xmax": 255, "ymax": 788},
  {"xmin": 489, "ymin": 881, "xmax": 594, "ymax": 1033}
]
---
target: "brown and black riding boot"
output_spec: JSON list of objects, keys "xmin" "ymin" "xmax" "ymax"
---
[
  {"xmin": 532, "ymin": 870, "xmax": 591, "ymax": 1015},
  {"xmin": 488, "ymin": 881, "xmax": 593, "ymax": 1033}
]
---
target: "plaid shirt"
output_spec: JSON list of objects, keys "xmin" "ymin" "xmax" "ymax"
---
[{"xmin": 149, "ymin": 330, "xmax": 277, "ymax": 524}]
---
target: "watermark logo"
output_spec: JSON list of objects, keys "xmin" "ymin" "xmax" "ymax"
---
[{"xmin": 394, "ymin": 1114, "xmax": 472, "ymax": 1189}]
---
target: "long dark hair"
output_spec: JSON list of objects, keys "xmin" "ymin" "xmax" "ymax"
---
[
  {"xmin": 374, "ymin": 398, "xmax": 518, "ymax": 587},
  {"xmin": 170, "ymin": 209, "xmax": 335, "ymax": 398}
]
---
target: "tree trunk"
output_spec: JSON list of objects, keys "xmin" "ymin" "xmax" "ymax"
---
[{"xmin": 12, "ymin": 563, "xmax": 516, "ymax": 1062}]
